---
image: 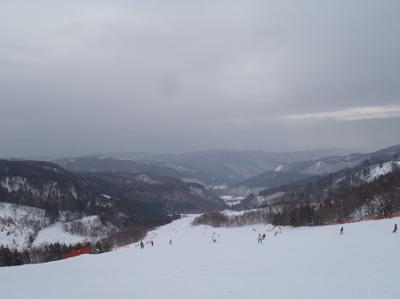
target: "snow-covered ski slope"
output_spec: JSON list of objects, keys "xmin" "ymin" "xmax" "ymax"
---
[{"xmin": 1, "ymin": 215, "xmax": 400, "ymax": 299}]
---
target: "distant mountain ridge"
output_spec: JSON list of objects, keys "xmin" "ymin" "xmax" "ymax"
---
[
  {"xmin": 224, "ymin": 144, "xmax": 400, "ymax": 197},
  {"xmin": 81, "ymin": 171, "xmax": 227, "ymax": 214},
  {"xmin": 54, "ymin": 149, "xmax": 353, "ymax": 187},
  {"xmin": 237, "ymin": 155, "xmax": 400, "ymax": 214}
]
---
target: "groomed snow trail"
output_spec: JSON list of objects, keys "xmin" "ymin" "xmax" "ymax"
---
[{"xmin": 1, "ymin": 215, "xmax": 400, "ymax": 299}]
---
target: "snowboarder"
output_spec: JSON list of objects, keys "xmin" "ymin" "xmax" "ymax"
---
[
  {"xmin": 393, "ymin": 224, "xmax": 398, "ymax": 233},
  {"xmin": 257, "ymin": 233, "xmax": 262, "ymax": 244},
  {"xmin": 340, "ymin": 227, "xmax": 344, "ymax": 235},
  {"xmin": 140, "ymin": 241, "xmax": 144, "ymax": 249}
]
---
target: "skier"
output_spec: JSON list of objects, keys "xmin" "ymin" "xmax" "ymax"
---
[
  {"xmin": 257, "ymin": 233, "xmax": 262, "ymax": 244},
  {"xmin": 169, "ymin": 239, "xmax": 172, "ymax": 245},
  {"xmin": 140, "ymin": 241, "xmax": 144, "ymax": 249},
  {"xmin": 274, "ymin": 231, "xmax": 278, "ymax": 237},
  {"xmin": 262, "ymin": 233, "xmax": 266, "ymax": 240},
  {"xmin": 151, "ymin": 240, "xmax": 154, "ymax": 247},
  {"xmin": 340, "ymin": 227, "xmax": 344, "ymax": 235},
  {"xmin": 393, "ymin": 224, "xmax": 398, "ymax": 233}
]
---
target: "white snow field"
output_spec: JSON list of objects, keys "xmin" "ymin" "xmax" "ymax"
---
[{"xmin": 1, "ymin": 215, "xmax": 400, "ymax": 299}]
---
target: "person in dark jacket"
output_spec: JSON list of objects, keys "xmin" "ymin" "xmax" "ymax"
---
[
  {"xmin": 257, "ymin": 233, "xmax": 262, "ymax": 244},
  {"xmin": 340, "ymin": 227, "xmax": 344, "ymax": 235},
  {"xmin": 140, "ymin": 241, "xmax": 144, "ymax": 249},
  {"xmin": 393, "ymin": 224, "xmax": 398, "ymax": 233}
]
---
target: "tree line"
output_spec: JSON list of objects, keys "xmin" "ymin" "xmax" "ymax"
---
[{"xmin": 0, "ymin": 241, "xmax": 113, "ymax": 267}]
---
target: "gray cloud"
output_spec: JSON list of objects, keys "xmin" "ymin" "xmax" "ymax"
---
[{"xmin": 1, "ymin": 0, "xmax": 400, "ymax": 157}]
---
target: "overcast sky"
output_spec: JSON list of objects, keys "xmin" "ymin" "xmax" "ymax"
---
[{"xmin": 1, "ymin": 0, "xmax": 399, "ymax": 157}]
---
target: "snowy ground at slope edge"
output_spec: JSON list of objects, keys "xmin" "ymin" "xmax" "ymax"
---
[
  {"xmin": 0, "ymin": 215, "xmax": 400, "ymax": 299},
  {"xmin": 31, "ymin": 222, "xmax": 87, "ymax": 247}
]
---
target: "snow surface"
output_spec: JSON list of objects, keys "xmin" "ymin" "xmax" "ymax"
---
[
  {"xmin": 1, "ymin": 215, "xmax": 400, "ymax": 299},
  {"xmin": 32, "ymin": 216, "xmax": 115, "ymax": 247},
  {"xmin": 361, "ymin": 161, "xmax": 400, "ymax": 183},
  {"xmin": 0, "ymin": 203, "xmax": 114, "ymax": 250},
  {"xmin": 209, "ymin": 184, "xmax": 228, "ymax": 190},
  {"xmin": 0, "ymin": 203, "xmax": 48, "ymax": 250},
  {"xmin": 220, "ymin": 195, "xmax": 246, "ymax": 206},
  {"xmin": 32, "ymin": 223, "xmax": 87, "ymax": 247}
]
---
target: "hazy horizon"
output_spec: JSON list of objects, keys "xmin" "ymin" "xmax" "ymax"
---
[
  {"xmin": 2, "ymin": 145, "xmax": 386, "ymax": 161},
  {"xmin": 1, "ymin": 1, "xmax": 399, "ymax": 157}
]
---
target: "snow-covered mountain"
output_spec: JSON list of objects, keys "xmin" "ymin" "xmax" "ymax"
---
[
  {"xmin": 0, "ymin": 160, "xmax": 173, "ymax": 251},
  {"xmin": 81, "ymin": 171, "xmax": 227, "ymax": 214},
  {"xmin": 225, "ymin": 144, "xmax": 400, "ymax": 197},
  {"xmin": 237, "ymin": 157, "xmax": 400, "ymax": 225},
  {"xmin": 0, "ymin": 201, "xmax": 115, "ymax": 251},
  {"xmin": 224, "ymin": 170, "xmax": 312, "ymax": 197},
  {"xmin": 0, "ymin": 202, "xmax": 49, "ymax": 250},
  {"xmin": 359, "ymin": 161, "xmax": 400, "ymax": 183}
]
